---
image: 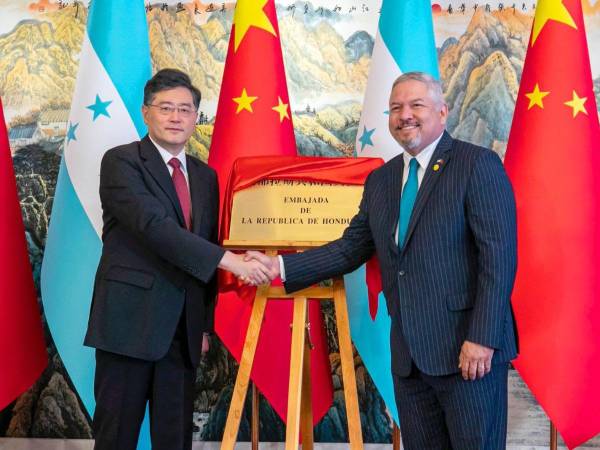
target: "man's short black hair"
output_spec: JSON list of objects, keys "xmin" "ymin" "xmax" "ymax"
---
[{"xmin": 143, "ymin": 68, "xmax": 201, "ymax": 109}]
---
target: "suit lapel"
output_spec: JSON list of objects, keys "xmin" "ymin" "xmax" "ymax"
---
[
  {"xmin": 139, "ymin": 136, "xmax": 186, "ymax": 227},
  {"xmin": 187, "ymin": 156, "xmax": 208, "ymax": 234},
  {"xmin": 401, "ymin": 131, "xmax": 454, "ymax": 254},
  {"xmin": 386, "ymin": 154, "xmax": 404, "ymax": 257}
]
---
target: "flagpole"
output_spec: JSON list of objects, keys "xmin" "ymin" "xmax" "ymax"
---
[
  {"xmin": 392, "ymin": 422, "xmax": 400, "ymax": 450},
  {"xmin": 550, "ymin": 422, "xmax": 557, "ymax": 450}
]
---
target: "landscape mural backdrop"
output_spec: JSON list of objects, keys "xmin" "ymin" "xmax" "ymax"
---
[{"xmin": 1, "ymin": 0, "xmax": 600, "ymax": 446}]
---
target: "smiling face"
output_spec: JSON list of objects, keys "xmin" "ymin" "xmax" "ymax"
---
[
  {"xmin": 142, "ymin": 86, "xmax": 197, "ymax": 155},
  {"xmin": 388, "ymin": 79, "xmax": 448, "ymax": 156}
]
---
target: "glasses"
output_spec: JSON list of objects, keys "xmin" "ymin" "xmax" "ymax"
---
[{"xmin": 147, "ymin": 104, "xmax": 197, "ymax": 118}]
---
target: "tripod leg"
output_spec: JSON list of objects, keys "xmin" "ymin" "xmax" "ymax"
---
[
  {"xmin": 252, "ymin": 383, "xmax": 260, "ymax": 450},
  {"xmin": 333, "ymin": 279, "xmax": 363, "ymax": 450},
  {"xmin": 285, "ymin": 296, "xmax": 308, "ymax": 450},
  {"xmin": 300, "ymin": 319, "xmax": 314, "ymax": 450},
  {"xmin": 221, "ymin": 285, "xmax": 269, "ymax": 450}
]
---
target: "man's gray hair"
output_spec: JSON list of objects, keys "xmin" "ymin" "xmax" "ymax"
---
[{"xmin": 391, "ymin": 72, "xmax": 445, "ymax": 107}]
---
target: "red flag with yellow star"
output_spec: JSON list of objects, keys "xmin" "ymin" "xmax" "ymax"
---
[
  {"xmin": 208, "ymin": 0, "xmax": 333, "ymax": 426},
  {"xmin": 0, "ymin": 98, "xmax": 48, "ymax": 410},
  {"xmin": 504, "ymin": 0, "xmax": 600, "ymax": 447}
]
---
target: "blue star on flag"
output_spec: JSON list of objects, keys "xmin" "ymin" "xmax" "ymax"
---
[
  {"xmin": 66, "ymin": 121, "xmax": 79, "ymax": 144},
  {"xmin": 358, "ymin": 126, "xmax": 375, "ymax": 151},
  {"xmin": 86, "ymin": 94, "xmax": 112, "ymax": 120}
]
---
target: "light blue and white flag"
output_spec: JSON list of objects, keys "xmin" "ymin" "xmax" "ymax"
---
[
  {"xmin": 41, "ymin": 0, "xmax": 151, "ymax": 446},
  {"xmin": 356, "ymin": 0, "xmax": 439, "ymax": 162},
  {"xmin": 347, "ymin": 0, "xmax": 440, "ymax": 425}
]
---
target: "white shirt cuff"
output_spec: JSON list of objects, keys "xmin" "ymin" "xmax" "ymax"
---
[{"xmin": 278, "ymin": 255, "xmax": 286, "ymax": 281}]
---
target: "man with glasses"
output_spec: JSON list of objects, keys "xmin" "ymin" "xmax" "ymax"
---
[{"xmin": 84, "ymin": 68, "xmax": 272, "ymax": 450}]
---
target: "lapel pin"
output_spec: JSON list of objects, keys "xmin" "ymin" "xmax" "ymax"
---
[{"xmin": 432, "ymin": 159, "xmax": 444, "ymax": 172}]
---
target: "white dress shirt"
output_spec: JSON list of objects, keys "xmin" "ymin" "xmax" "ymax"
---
[{"xmin": 149, "ymin": 136, "xmax": 190, "ymax": 187}]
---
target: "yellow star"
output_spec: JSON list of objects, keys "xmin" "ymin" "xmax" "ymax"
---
[
  {"xmin": 531, "ymin": 0, "xmax": 577, "ymax": 46},
  {"xmin": 232, "ymin": 88, "xmax": 258, "ymax": 114},
  {"xmin": 272, "ymin": 97, "xmax": 290, "ymax": 122},
  {"xmin": 564, "ymin": 90, "xmax": 588, "ymax": 118},
  {"xmin": 525, "ymin": 83, "xmax": 550, "ymax": 110},
  {"xmin": 233, "ymin": 0, "xmax": 276, "ymax": 52}
]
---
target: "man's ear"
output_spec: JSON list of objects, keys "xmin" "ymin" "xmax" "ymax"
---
[
  {"xmin": 141, "ymin": 105, "xmax": 149, "ymax": 125},
  {"xmin": 439, "ymin": 103, "xmax": 449, "ymax": 126}
]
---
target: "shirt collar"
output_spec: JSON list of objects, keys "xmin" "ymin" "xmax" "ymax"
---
[
  {"xmin": 402, "ymin": 131, "xmax": 444, "ymax": 171},
  {"xmin": 149, "ymin": 136, "xmax": 188, "ymax": 174}
]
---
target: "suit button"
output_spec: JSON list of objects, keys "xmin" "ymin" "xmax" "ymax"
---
[{"xmin": 399, "ymin": 270, "xmax": 406, "ymax": 276}]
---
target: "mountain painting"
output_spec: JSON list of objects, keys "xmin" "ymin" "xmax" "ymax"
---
[{"xmin": 1, "ymin": 0, "xmax": 599, "ymax": 447}]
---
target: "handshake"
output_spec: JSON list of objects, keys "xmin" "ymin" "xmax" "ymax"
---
[{"xmin": 218, "ymin": 250, "xmax": 281, "ymax": 286}]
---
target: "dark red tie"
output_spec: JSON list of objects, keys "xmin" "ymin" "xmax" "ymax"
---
[{"xmin": 168, "ymin": 157, "xmax": 192, "ymax": 230}]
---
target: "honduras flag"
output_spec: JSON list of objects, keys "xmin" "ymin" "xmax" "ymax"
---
[
  {"xmin": 41, "ymin": 0, "xmax": 151, "ymax": 446},
  {"xmin": 347, "ymin": 0, "xmax": 440, "ymax": 425}
]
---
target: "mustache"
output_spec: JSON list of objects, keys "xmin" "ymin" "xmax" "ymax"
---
[{"xmin": 395, "ymin": 120, "xmax": 420, "ymax": 128}]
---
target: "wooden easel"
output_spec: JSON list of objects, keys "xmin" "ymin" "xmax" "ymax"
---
[{"xmin": 220, "ymin": 241, "xmax": 363, "ymax": 450}]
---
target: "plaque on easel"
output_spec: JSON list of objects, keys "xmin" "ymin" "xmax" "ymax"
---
[{"xmin": 219, "ymin": 156, "xmax": 382, "ymax": 450}]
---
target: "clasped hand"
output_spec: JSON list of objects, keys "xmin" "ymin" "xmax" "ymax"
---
[{"xmin": 219, "ymin": 250, "xmax": 280, "ymax": 286}]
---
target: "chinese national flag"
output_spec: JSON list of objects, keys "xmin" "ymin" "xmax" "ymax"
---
[
  {"xmin": 504, "ymin": 0, "xmax": 600, "ymax": 447},
  {"xmin": 208, "ymin": 0, "xmax": 333, "ymax": 425},
  {"xmin": 0, "ymin": 98, "xmax": 48, "ymax": 410}
]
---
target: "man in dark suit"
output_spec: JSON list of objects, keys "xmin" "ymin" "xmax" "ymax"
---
[
  {"xmin": 84, "ymin": 68, "xmax": 271, "ymax": 450},
  {"xmin": 247, "ymin": 72, "xmax": 518, "ymax": 449}
]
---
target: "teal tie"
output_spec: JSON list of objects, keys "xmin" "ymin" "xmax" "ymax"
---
[{"xmin": 398, "ymin": 158, "xmax": 419, "ymax": 249}]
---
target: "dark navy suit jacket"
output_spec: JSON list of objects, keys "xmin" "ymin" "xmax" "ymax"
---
[
  {"xmin": 283, "ymin": 131, "xmax": 518, "ymax": 377},
  {"xmin": 84, "ymin": 136, "xmax": 225, "ymax": 367}
]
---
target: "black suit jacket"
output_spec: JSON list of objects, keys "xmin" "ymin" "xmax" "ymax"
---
[
  {"xmin": 84, "ymin": 136, "xmax": 225, "ymax": 366},
  {"xmin": 283, "ymin": 132, "xmax": 518, "ymax": 377}
]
